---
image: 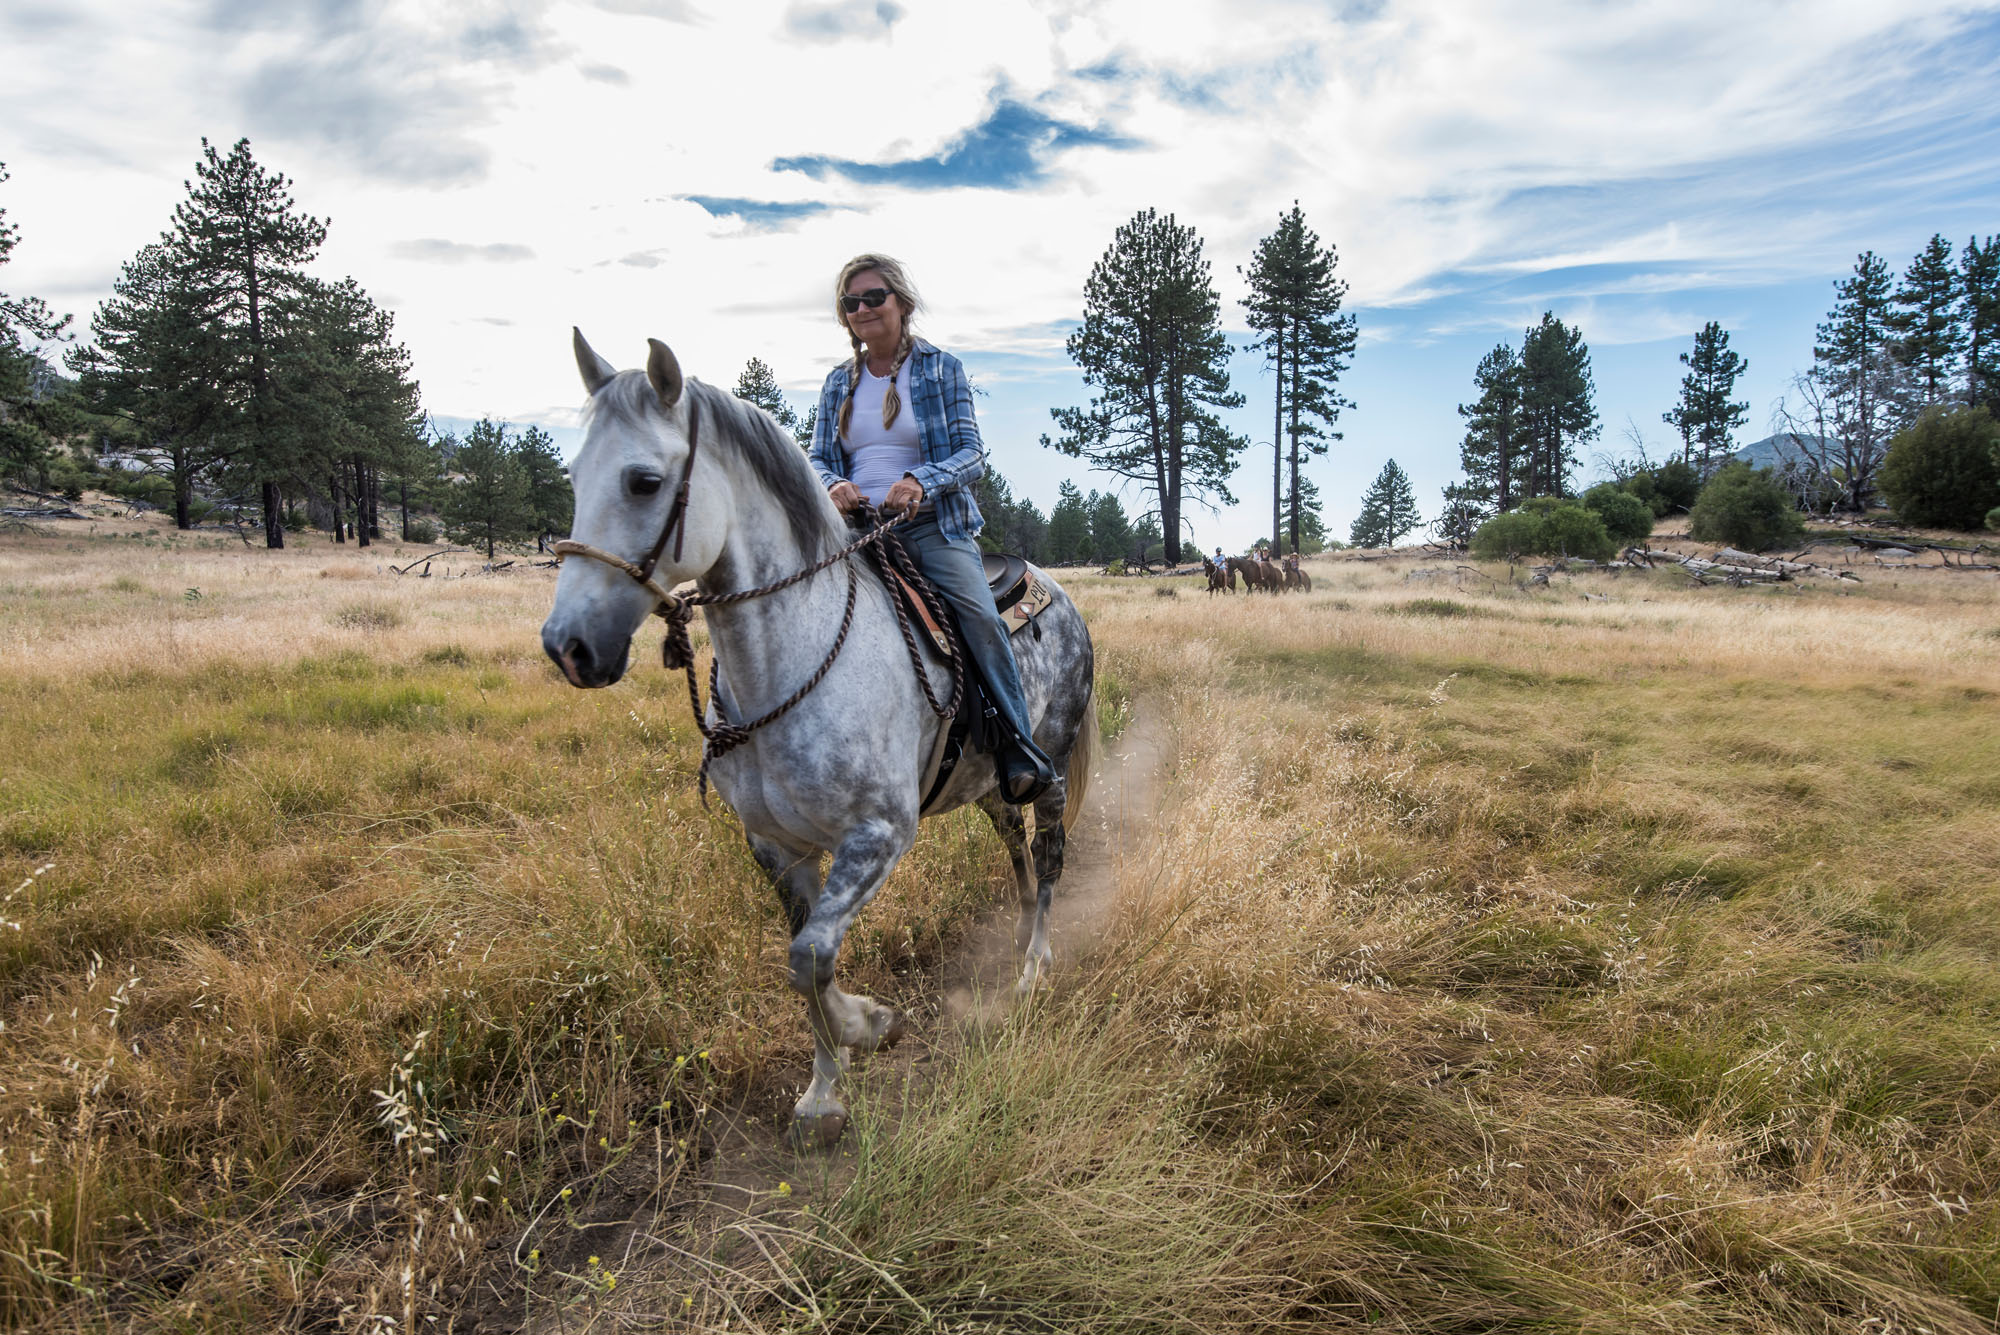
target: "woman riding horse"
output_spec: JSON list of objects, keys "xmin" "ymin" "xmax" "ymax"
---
[{"xmin": 810, "ymin": 254, "xmax": 1055, "ymax": 804}]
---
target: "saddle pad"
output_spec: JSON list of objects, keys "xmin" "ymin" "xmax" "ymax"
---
[{"xmin": 1007, "ymin": 564, "xmax": 1054, "ymax": 633}]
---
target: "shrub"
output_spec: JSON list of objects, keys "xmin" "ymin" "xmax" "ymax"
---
[
  {"xmin": 1470, "ymin": 499, "xmax": 1614, "ymax": 562},
  {"xmin": 105, "ymin": 470, "xmax": 174, "ymax": 509},
  {"xmin": 45, "ymin": 455, "xmax": 92, "ymax": 501},
  {"xmin": 1581, "ymin": 483, "xmax": 1654, "ymax": 543},
  {"xmin": 1624, "ymin": 459, "xmax": 1702, "ymax": 516},
  {"xmin": 1988, "ymin": 505, "xmax": 2000, "ymax": 533},
  {"xmin": 1538, "ymin": 504, "xmax": 1616, "ymax": 561},
  {"xmin": 1688, "ymin": 462, "xmax": 1805, "ymax": 552},
  {"xmin": 1877, "ymin": 406, "xmax": 2000, "ymax": 530},
  {"xmin": 1469, "ymin": 509, "xmax": 1543, "ymax": 560}
]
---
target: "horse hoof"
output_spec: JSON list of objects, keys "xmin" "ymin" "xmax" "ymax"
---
[
  {"xmin": 878, "ymin": 1011, "xmax": 909, "ymax": 1050},
  {"xmin": 790, "ymin": 1111, "xmax": 848, "ymax": 1151}
]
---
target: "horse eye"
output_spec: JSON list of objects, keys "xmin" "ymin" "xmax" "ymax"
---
[{"xmin": 626, "ymin": 469, "xmax": 664, "ymax": 497}]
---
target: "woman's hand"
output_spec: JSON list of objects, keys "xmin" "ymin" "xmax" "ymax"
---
[
  {"xmin": 884, "ymin": 475, "xmax": 925, "ymax": 515},
  {"xmin": 828, "ymin": 480, "xmax": 865, "ymax": 513}
]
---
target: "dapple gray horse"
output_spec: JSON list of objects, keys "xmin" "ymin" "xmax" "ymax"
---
[{"xmin": 541, "ymin": 334, "xmax": 1097, "ymax": 1145}]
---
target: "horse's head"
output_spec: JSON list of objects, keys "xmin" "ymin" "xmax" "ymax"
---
[{"xmin": 541, "ymin": 330, "xmax": 736, "ymax": 688}]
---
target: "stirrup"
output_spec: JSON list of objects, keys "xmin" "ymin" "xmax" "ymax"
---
[{"xmin": 999, "ymin": 742, "xmax": 1055, "ymax": 806}]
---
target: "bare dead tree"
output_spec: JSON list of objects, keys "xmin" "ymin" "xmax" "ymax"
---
[{"xmin": 1770, "ymin": 364, "xmax": 1903, "ymax": 515}]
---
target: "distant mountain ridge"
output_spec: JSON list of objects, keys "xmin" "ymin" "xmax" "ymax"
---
[{"xmin": 1731, "ymin": 433, "xmax": 1833, "ymax": 470}]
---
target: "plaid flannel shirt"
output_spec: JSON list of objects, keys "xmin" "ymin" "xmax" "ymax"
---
[{"xmin": 810, "ymin": 339, "xmax": 986, "ymax": 544}]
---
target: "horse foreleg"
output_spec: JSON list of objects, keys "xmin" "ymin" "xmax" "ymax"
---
[
  {"xmin": 787, "ymin": 819, "xmax": 909, "ymax": 1147},
  {"xmin": 748, "ymin": 834, "xmax": 821, "ymax": 936}
]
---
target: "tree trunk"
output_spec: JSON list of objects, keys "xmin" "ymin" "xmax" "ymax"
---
[
  {"xmin": 1286, "ymin": 337, "xmax": 1302, "ymax": 554},
  {"xmin": 398, "ymin": 478, "xmax": 411, "ymax": 541},
  {"xmin": 1272, "ymin": 323, "xmax": 1283, "ymax": 555},
  {"xmin": 353, "ymin": 457, "xmax": 370, "ymax": 548},
  {"xmin": 262, "ymin": 480, "xmax": 285, "ymax": 549},
  {"xmin": 330, "ymin": 472, "xmax": 346, "ymax": 542},
  {"xmin": 173, "ymin": 453, "xmax": 192, "ymax": 531}
]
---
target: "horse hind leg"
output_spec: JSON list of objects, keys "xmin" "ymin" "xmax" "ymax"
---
[
  {"xmin": 1012, "ymin": 776, "xmax": 1077, "ymax": 995},
  {"xmin": 977, "ymin": 792, "xmax": 1039, "ymax": 958}
]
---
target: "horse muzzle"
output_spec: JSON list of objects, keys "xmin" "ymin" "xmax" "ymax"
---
[{"xmin": 542, "ymin": 621, "xmax": 631, "ymax": 688}]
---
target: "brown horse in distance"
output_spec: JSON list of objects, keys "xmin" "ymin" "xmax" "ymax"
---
[
  {"xmin": 1228, "ymin": 556, "xmax": 1277, "ymax": 593},
  {"xmin": 1202, "ymin": 556, "xmax": 1233, "ymax": 595}
]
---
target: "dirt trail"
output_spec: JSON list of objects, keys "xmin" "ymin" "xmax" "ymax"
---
[
  {"xmin": 943, "ymin": 706, "xmax": 1169, "ymax": 1018},
  {"xmin": 495, "ymin": 712, "xmax": 1171, "ymax": 1331}
]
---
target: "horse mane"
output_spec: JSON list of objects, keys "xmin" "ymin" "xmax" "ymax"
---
[{"xmin": 589, "ymin": 371, "xmax": 838, "ymax": 560}]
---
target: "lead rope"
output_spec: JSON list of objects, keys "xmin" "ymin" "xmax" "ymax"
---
[{"xmin": 555, "ymin": 507, "xmax": 963, "ymax": 806}]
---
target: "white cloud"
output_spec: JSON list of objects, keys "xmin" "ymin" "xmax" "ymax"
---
[{"xmin": 4, "ymin": 0, "xmax": 1997, "ymax": 545}]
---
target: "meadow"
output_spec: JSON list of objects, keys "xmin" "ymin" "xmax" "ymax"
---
[{"xmin": 2, "ymin": 517, "xmax": 1998, "ymax": 1333}]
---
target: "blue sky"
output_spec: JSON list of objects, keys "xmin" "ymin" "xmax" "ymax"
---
[{"xmin": 5, "ymin": 0, "xmax": 1999, "ymax": 548}]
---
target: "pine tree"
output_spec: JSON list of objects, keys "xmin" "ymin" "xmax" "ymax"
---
[
  {"xmin": 1457, "ymin": 344, "xmax": 1524, "ymax": 516},
  {"xmin": 1241, "ymin": 203, "xmax": 1358, "ymax": 557},
  {"xmin": 1960, "ymin": 235, "xmax": 2000, "ymax": 412},
  {"xmin": 68, "ymin": 241, "xmax": 231, "ymax": 528},
  {"xmin": 1518, "ymin": 313, "xmax": 1597, "ymax": 496},
  {"xmin": 384, "ymin": 419, "xmax": 447, "ymax": 540},
  {"xmin": 1349, "ymin": 459, "xmax": 1420, "ymax": 548},
  {"xmin": 272, "ymin": 276, "xmax": 421, "ymax": 547},
  {"xmin": 442, "ymin": 418, "xmax": 533, "ymax": 558},
  {"xmin": 1045, "ymin": 479, "xmax": 1091, "ymax": 563},
  {"xmin": 1663, "ymin": 321, "xmax": 1750, "ymax": 473},
  {"xmin": 0, "ymin": 161, "xmax": 74, "ymax": 485},
  {"xmin": 733, "ymin": 356, "xmax": 799, "ymax": 433},
  {"xmin": 1279, "ymin": 473, "xmax": 1328, "ymax": 553},
  {"xmin": 794, "ymin": 402, "xmax": 818, "ymax": 452},
  {"xmin": 972, "ymin": 466, "xmax": 1048, "ymax": 561},
  {"xmin": 1044, "ymin": 208, "xmax": 1246, "ymax": 562},
  {"xmin": 168, "ymin": 138, "xmax": 329, "ymax": 547},
  {"xmin": 1813, "ymin": 251, "xmax": 1899, "ymax": 510},
  {"xmin": 516, "ymin": 425, "xmax": 572, "ymax": 552},
  {"xmin": 1887, "ymin": 234, "xmax": 1963, "ymax": 410},
  {"xmin": 1087, "ymin": 489, "xmax": 1132, "ymax": 564}
]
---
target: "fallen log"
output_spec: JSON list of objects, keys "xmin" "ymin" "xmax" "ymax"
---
[
  {"xmin": 1627, "ymin": 546, "xmax": 1859, "ymax": 583},
  {"xmin": 390, "ymin": 548, "xmax": 476, "ymax": 575}
]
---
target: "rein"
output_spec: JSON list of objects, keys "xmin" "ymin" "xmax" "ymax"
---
[{"xmin": 553, "ymin": 400, "xmax": 962, "ymax": 802}]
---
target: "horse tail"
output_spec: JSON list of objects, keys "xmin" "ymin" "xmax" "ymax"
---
[{"xmin": 1062, "ymin": 683, "xmax": 1098, "ymax": 835}]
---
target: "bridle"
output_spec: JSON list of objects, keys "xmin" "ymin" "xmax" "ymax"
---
[
  {"xmin": 552, "ymin": 394, "xmax": 962, "ymax": 801},
  {"xmin": 552, "ymin": 396, "xmax": 705, "ymax": 617}
]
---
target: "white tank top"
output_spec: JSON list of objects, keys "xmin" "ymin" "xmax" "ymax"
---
[{"xmin": 845, "ymin": 357, "xmax": 922, "ymax": 507}]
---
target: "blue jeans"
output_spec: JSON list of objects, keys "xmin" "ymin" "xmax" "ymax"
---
[{"xmin": 898, "ymin": 514, "xmax": 1036, "ymax": 747}]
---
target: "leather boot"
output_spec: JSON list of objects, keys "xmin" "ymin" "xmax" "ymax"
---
[{"xmin": 998, "ymin": 730, "xmax": 1056, "ymax": 806}]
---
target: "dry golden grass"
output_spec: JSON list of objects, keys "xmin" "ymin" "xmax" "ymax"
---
[{"xmin": 2, "ymin": 529, "xmax": 1998, "ymax": 1332}]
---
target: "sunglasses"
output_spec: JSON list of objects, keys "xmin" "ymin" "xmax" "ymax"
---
[{"xmin": 840, "ymin": 287, "xmax": 893, "ymax": 314}]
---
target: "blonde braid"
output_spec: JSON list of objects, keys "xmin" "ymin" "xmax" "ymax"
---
[
  {"xmin": 880, "ymin": 329, "xmax": 914, "ymax": 428},
  {"xmin": 836, "ymin": 332, "xmax": 865, "ymax": 441}
]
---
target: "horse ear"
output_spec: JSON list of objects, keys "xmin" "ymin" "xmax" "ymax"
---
[
  {"xmin": 573, "ymin": 328, "xmax": 615, "ymax": 394},
  {"xmin": 646, "ymin": 339, "xmax": 684, "ymax": 409}
]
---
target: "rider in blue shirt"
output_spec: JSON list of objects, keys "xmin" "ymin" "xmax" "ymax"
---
[{"xmin": 809, "ymin": 253, "xmax": 1055, "ymax": 805}]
